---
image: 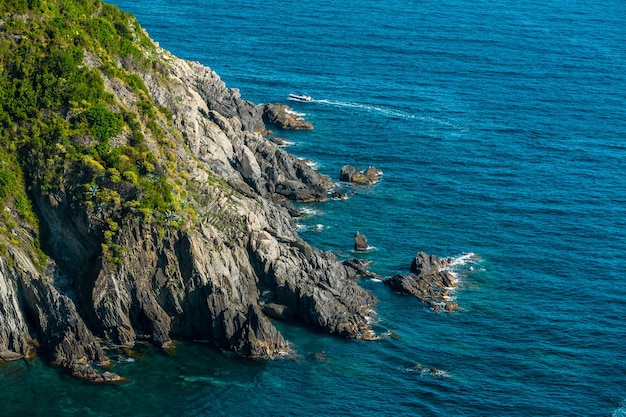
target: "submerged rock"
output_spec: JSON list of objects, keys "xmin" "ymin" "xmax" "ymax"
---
[{"xmin": 384, "ymin": 251, "xmax": 458, "ymax": 311}]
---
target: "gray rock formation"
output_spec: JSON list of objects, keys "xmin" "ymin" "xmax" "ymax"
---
[
  {"xmin": 0, "ymin": 246, "xmax": 115, "ymax": 381},
  {"xmin": 384, "ymin": 251, "xmax": 458, "ymax": 311},
  {"xmin": 343, "ymin": 259, "xmax": 381, "ymax": 281},
  {"xmin": 262, "ymin": 103, "xmax": 314, "ymax": 130},
  {"xmin": 147, "ymin": 55, "xmax": 331, "ymax": 202},
  {"xmin": 0, "ymin": 25, "xmax": 377, "ymax": 379}
]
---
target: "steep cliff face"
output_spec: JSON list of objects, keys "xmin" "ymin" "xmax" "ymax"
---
[
  {"xmin": 0, "ymin": 1, "xmax": 375, "ymax": 379},
  {"xmin": 143, "ymin": 52, "xmax": 334, "ymax": 202}
]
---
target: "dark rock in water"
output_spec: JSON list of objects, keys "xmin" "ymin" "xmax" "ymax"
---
[
  {"xmin": 262, "ymin": 103, "xmax": 313, "ymax": 130},
  {"xmin": 100, "ymin": 371, "xmax": 125, "ymax": 382},
  {"xmin": 343, "ymin": 259, "xmax": 381, "ymax": 281},
  {"xmin": 363, "ymin": 166, "xmax": 382, "ymax": 183},
  {"xmin": 354, "ymin": 232, "xmax": 369, "ymax": 252},
  {"xmin": 410, "ymin": 251, "xmax": 450, "ymax": 275},
  {"xmin": 339, "ymin": 165, "xmax": 365, "ymax": 184},
  {"xmin": 384, "ymin": 251, "xmax": 458, "ymax": 311},
  {"xmin": 340, "ymin": 165, "xmax": 381, "ymax": 185},
  {"xmin": 331, "ymin": 190, "xmax": 348, "ymax": 200},
  {"xmin": 71, "ymin": 362, "xmax": 124, "ymax": 383}
]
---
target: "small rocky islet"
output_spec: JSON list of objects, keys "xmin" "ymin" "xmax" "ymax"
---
[{"xmin": 0, "ymin": 0, "xmax": 464, "ymax": 381}]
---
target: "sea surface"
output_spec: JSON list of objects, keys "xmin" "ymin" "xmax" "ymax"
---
[{"xmin": 3, "ymin": 0, "xmax": 626, "ymax": 415}]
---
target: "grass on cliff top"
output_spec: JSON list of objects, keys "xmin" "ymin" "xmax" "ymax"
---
[{"xmin": 0, "ymin": 0, "xmax": 193, "ymax": 266}]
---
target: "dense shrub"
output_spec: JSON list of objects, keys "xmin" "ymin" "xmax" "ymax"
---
[{"xmin": 0, "ymin": 0, "xmax": 182, "ymax": 265}]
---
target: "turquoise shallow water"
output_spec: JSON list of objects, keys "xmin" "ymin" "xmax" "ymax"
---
[{"xmin": 3, "ymin": 0, "xmax": 626, "ymax": 415}]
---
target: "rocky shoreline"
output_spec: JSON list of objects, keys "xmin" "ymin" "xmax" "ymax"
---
[
  {"xmin": 0, "ymin": 3, "xmax": 470, "ymax": 383},
  {"xmin": 0, "ymin": 7, "xmax": 377, "ymax": 382}
]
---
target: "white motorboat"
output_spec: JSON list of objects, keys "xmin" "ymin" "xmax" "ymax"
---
[{"xmin": 288, "ymin": 93, "xmax": 313, "ymax": 102}]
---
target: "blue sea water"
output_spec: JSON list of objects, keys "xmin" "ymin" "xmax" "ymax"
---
[{"xmin": 3, "ymin": 0, "xmax": 626, "ymax": 415}]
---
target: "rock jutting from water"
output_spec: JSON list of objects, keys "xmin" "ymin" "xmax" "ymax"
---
[
  {"xmin": 0, "ymin": 2, "xmax": 376, "ymax": 381},
  {"xmin": 354, "ymin": 232, "xmax": 369, "ymax": 251},
  {"xmin": 340, "ymin": 165, "xmax": 382, "ymax": 185},
  {"xmin": 262, "ymin": 103, "xmax": 314, "ymax": 130},
  {"xmin": 343, "ymin": 259, "xmax": 382, "ymax": 281},
  {"xmin": 384, "ymin": 251, "xmax": 459, "ymax": 311}
]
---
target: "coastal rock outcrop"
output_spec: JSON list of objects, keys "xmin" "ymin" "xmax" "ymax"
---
[
  {"xmin": 340, "ymin": 165, "xmax": 382, "ymax": 185},
  {"xmin": 0, "ymin": 247, "xmax": 116, "ymax": 381},
  {"xmin": 354, "ymin": 232, "xmax": 369, "ymax": 252},
  {"xmin": 343, "ymin": 259, "xmax": 382, "ymax": 281},
  {"xmin": 262, "ymin": 103, "xmax": 314, "ymax": 130},
  {"xmin": 384, "ymin": 252, "xmax": 458, "ymax": 311},
  {"xmin": 148, "ymin": 55, "xmax": 331, "ymax": 202},
  {"xmin": 0, "ymin": 3, "xmax": 377, "ymax": 379}
]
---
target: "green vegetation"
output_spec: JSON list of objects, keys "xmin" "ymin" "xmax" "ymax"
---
[{"xmin": 0, "ymin": 0, "xmax": 188, "ymax": 266}]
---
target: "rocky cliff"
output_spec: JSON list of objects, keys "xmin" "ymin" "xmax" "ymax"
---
[{"xmin": 0, "ymin": 1, "xmax": 375, "ymax": 380}]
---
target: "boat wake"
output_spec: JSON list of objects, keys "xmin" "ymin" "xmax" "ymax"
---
[{"xmin": 314, "ymin": 98, "xmax": 469, "ymax": 131}]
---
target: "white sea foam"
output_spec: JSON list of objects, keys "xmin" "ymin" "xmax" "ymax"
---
[
  {"xmin": 298, "ymin": 157, "xmax": 319, "ymax": 170},
  {"xmin": 364, "ymin": 309, "xmax": 379, "ymax": 324},
  {"xmin": 613, "ymin": 401, "xmax": 626, "ymax": 417},
  {"xmin": 357, "ymin": 245, "xmax": 376, "ymax": 252},
  {"xmin": 296, "ymin": 223, "xmax": 325, "ymax": 233},
  {"xmin": 442, "ymin": 252, "xmax": 480, "ymax": 281},
  {"xmin": 299, "ymin": 207, "xmax": 321, "ymax": 216},
  {"xmin": 286, "ymin": 109, "xmax": 306, "ymax": 117},
  {"xmin": 449, "ymin": 252, "xmax": 477, "ymax": 267}
]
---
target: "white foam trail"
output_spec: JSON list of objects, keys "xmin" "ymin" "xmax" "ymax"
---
[{"xmin": 314, "ymin": 98, "xmax": 469, "ymax": 131}]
